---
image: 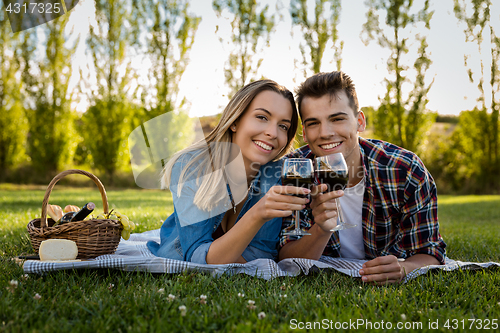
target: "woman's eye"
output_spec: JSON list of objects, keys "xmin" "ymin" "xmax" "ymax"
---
[
  {"xmin": 279, "ymin": 124, "xmax": 289, "ymax": 131},
  {"xmin": 305, "ymin": 122, "xmax": 318, "ymax": 127},
  {"xmin": 256, "ymin": 115, "xmax": 267, "ymax": 121}
]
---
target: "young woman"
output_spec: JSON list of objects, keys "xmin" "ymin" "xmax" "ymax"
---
[{"xmin": 147, "ymin": 80, "xmax": 310, "ymax": 264}]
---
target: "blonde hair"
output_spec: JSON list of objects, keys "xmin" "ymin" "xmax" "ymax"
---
[{"xmin": 162, "ymin": 80, "xmax": 299, "ymax": 211}]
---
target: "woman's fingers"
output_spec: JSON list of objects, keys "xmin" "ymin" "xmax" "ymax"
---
[
  {"xmin": 267, "ymin": 202, "xmax": 305, "ymax": 212},
  {"xmin": 272, "ymin": 185, "xmax": 311, "ymax": 196}
]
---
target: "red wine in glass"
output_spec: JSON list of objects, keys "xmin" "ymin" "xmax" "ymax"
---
[
  {"xmin": 316, "ymin": 170, "xmax": 348, "ymax": 192},
  {"xmin": 314, "ymin": 154, "xmax": 357, "ymax": 231},
  {"xmin": 281, "ymin": 175, "xmax": 314, "ymax": 198},
  {"xmin": 281, "ymin": 158, "xmax": 314, "ymax": 236}
]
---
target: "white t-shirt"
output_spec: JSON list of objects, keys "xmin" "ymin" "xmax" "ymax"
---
[{"xmin": 338, "ymin": 178, "xmax": 365, "ymax": 259}]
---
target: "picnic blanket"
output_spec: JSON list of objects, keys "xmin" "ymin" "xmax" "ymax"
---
[{"xmin": 23, "ymin": 229, "xmax": 499, "ymax": 283}]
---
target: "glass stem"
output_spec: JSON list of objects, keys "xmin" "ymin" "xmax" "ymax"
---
[
  {"xmin": 295, "ymin": 210, "xmax": 300, "ymax": 230},
  {"xmin": 336, "ymin": 198, "xmax": 344, "ymax": 225}
]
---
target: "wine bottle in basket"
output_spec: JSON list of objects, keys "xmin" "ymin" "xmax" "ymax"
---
[
  {"xmin": 57, "ymin": 212, "xmax": 76, "ymax": 225},
  {"xmin": 70, "ymin": 202, "xmax": 96, "ymax": 222}
]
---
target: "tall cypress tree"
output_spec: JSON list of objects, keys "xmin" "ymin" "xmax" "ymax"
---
[
  {"xmin": 290, "ymin": 0, "xmax": 343, "ymax": 76},
  {"xmin": 25, "ymin": 15, "xmax": 77, "ymax": 178},
  {"xmin": 213, "ymin": 0, "xmax": 275, "ymax": 98},
  {"xmin": 83, "ymin": 0, "xmax": 139, "ymax": 182},
  {"xmin": 0, "ymin": 12, "xmax": 28, "ymax": 180},
  {"xmin": 451, "ymin": 0, "xmax": 500, "ymax": 191},
  {"xmin": 362, "ymin": 0, "xmax": 435, "ymax": 153}
]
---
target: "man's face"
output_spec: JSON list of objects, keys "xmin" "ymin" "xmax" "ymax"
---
[{"xmin": 301, "ymin": 91, "xmax": 366, "ymax": 168}]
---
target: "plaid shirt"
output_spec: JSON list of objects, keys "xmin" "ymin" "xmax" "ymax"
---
[{"xmin": 280, "ymin": 137, "xmax": 446, "ymax": 264}]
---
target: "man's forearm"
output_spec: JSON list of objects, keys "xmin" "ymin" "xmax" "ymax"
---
[
  {"xmin": 400, "ymin": 253, "xmax": 440, "ymax": 276},
  {"xmin": 279, "ymin": 224, "xmax": 332, "ymax": 260}
]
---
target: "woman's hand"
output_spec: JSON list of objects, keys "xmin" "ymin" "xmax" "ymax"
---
[{"xmin": 251, "ymin": 185, "xmax": 310, "ymax": 223}]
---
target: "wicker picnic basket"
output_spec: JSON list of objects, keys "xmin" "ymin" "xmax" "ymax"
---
[{"xmin": 27, "ymin": 169, "xmax": 123, "ymax": 259}]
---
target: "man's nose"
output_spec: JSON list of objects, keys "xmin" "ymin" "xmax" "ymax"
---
[{"xmin": 319, "ymin": 123, "xmax": 334, "ymax": 138}]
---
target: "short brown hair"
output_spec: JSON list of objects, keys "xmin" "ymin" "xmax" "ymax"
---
[{"xmin": 296, "ymin": 71, "xmax": 359, "ymax": 118}]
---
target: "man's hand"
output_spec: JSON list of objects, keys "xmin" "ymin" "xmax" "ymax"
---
[
  {"xmin": 359, "ymin": 254, "xmax": 440, "ymax": 285},
  {"xmin": 359, "ymin": 255, "xmax": 405, "ymax": 285},
  {"xmin": 309, "ymin": 184, "xmax": 343, "ymax": 232}
]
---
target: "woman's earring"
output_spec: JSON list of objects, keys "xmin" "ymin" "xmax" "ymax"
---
[{"xmin": 231, "ymin": 125, "xmax": 236, "ymax": 132}]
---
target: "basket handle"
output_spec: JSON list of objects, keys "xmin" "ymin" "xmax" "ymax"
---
[{"xmin": 40, "ymin": 169, "xmax": 110, "ymax": 228}]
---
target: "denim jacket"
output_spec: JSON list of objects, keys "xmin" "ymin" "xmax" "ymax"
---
[{"xmin": 147, "ymin": 154, "xmax": 283, "ymax": 264}]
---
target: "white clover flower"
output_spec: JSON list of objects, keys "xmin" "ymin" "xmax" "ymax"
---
[
  {"xmin": 258, "ymin": 312, "xmax": 266, "ymax": 319},
  {"xmin": 168, "ymin": 294, "xmax": 176, "ymax": 301},
  {"xmin": 9, "ymin": 280, "xmax": 18, "ymax": 288},
  {"xmin": 238, "ymin": 293, "xmax": 245, "ymax": 297},
  {"xmin": 200, "ymin": 294, "xmax": 207, "ymax": 300},
  {"xmin": 401, "ymin": 314, "xmax": 407, "ymax": 321},
  {"xmin": 178, "ymin": 305, "xmax": 187, "ymax": 316},
  {"xmin": 200, "ymin": 294, "xmax": 207, "ymax": 304},
  {"xmin": 158, "ymin": 288, "xmax": 165, "ymax": 294},
  {"xmin": 316, "ymin": 294, "xmax": 321, "ymax": 299},
  {"xmin": 246, "ymin": 300, "xmax": 256, "ymax": 310},
  {"xmin": 33, "ymin": 293, "xmax": 42, "ymax": 300}
]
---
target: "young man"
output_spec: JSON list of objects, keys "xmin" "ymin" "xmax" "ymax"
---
[{"xmin": 279, "ymin": 71, "xmax": 446, "ymax": 284}]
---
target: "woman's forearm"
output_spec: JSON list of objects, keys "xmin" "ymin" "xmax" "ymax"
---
[{"xmin": 205, "ymin": 207, "xmax": 265, "ymax": 264}]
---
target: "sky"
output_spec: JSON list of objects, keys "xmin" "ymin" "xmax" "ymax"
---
[{"xmin": 65, "ymin": 0, "xmax": 499, "ymax": 117}]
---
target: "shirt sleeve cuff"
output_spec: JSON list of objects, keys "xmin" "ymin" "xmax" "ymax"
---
[
  {"xmin": 242, "ymin": 245, "xmax": 276, "ymax": 262},
  {"xmin": 189, "ymin": 242, "xmax": 212, "ymax": 264}
]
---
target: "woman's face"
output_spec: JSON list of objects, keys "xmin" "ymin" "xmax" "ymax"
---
[{"xmin": 232, "ymin": 90, "xmax": 293, "ymax": 172}]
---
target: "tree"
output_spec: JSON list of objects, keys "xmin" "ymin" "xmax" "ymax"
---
[
  {"xmin": 361, "ymin": 0, "xmax": 435, "ymax": 153},
  {"xmin": 25, "ymin": 15, "xmax": 78, "ymax": 177},
  {"xmin": 290, "ymin": 0, "xmax": 343, "ymax": 76},
  {"xmin": 129, "ymin": 0, "xmax": 199, "ymax": 184},
  {"xmin": 83, "ymin": 0, "xmax": 139, "ymax": 182},
  {"xmin": 0, "ymin": 12, "xmax": 28, "ymax": 180},
  {"xmin": 213, "ymin": 0, "xmax": 275, "ymax": 98},
  {"xmin": 136, "ymin": 0, "xmax": 200, "ymax": 118},
  {"xmin": 452, "ymin": 0, "xmax": 500, "ymax": 191}
]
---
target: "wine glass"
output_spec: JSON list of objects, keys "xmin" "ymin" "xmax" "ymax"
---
[
  {"xmin": 314, "ymin": 153, "xmax": 357, "ymax": 231},
  {"xmin": 281, "ymin": 158, "xmax": 314, "ymax": 236}
]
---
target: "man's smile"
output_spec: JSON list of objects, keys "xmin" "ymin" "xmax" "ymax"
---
[{"xmin": 319, "ymin": 142, "xmax": 342, "ymax": 150}]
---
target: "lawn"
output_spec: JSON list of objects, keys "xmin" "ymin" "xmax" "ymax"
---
[{"xmin": 1, "ymin": 187, "xmax": 499, "ymax": 332}]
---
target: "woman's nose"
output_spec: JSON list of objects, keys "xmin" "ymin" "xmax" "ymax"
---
[{"xmin": 265, "ymin": 124, "xmax": 278, "ymax": 138}]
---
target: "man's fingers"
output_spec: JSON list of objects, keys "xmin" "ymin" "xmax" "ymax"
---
[
  {"xmin": 360, "ymin": 263, "xmax": 399, "ymax": 275},
  {"xmin": 362, "ymin": 255, "xmax": 397, "ymax": 268},
  {"xmin": 310, "ymin": 184, "xmax": 327, "ymax": 196},
  {"xmin": 312, "ymin": 210, "xmax": 338, "ymax": 224},
  {"xmin": 310, "ymin": 200, "xmax": 337, "ymax": 212},
  {"xmin": 361, "ymin": 271, "xmax": 402, "ymax": 284}
]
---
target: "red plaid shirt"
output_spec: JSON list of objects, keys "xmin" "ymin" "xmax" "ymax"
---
[{"xmin": 280, "ymin": 137, "xmax": 446, "ymax": 264}]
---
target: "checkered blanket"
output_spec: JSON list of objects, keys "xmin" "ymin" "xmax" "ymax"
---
[{"xmin": 23, "ymin": 229, "xmax": 499, "ymax": 283}]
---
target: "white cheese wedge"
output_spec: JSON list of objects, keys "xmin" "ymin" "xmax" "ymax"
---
[{"xmin": 39, "ymin": 239, "xmax": 78, "ymax": 261}]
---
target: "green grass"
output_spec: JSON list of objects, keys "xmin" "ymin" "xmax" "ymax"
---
[{"xmin": 1, "ymin": 189, "xmax": 499, "ymax": 332}]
